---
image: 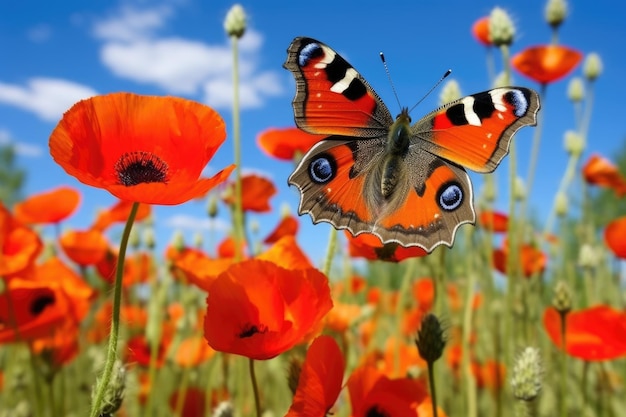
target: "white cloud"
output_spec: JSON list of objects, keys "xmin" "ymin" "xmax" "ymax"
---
[
  {"xmin": 92, "ymin": 5, "xmax": 172, "ymax": 42},
  {"xmin": 93, "ymin": 5, "xmax": 283, "ymax": 109},
  {"xmin": 0, "ymin": 129, "xmax": 43, "ymax": 157},
  {"xmin": 26, "ymin": 24, "xmax": 52, "ymax": 43},
  {"xmin": 0, "ymin": 78, "xmax": 98, "ymax": 122},
  {"xmin": 164, "ymin": 214, "xmax": 229, "ymax": 232}
]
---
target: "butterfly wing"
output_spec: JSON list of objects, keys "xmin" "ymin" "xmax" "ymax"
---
[
  {"xmin": 412, "ymin": 87, "xmax": 540, "ymax": 172},
  {"xmin": 284, "ymin": 37, "xmax": 394, "ymax": 137},
  {"xmin": 289, "ymin": 136, "xmax": 475, "ymax": 251}
]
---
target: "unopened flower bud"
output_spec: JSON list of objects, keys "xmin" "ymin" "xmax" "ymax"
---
[
  {"xmin": 94, "ymin": 360, "xmax": 126, "ymax": 416},
  {"xmin": 554, "ymin": 192, "xmax": 568, "ymax": 218},
  {"xmin": 514, "ymin": 177, "xmax": 526, "ymax": 201},
  {"xmin": 578, "ymin": 243, "xmax": 599, "ymax": 269},
  {"xmin": 143, "ymin": 227, "xmax": 155, "ymax": 250},
  {"xmin": 567, "ymin": 77, "xmax": 584, "ymax": 102},
  {"xmin": 489, "ymin": 7, "xmax": 515, "ymax": 47},
  {"xmin": 207, "ymin": 194, "xmax": 219, "ymax": 218},
  {"xmin": 415, "ymin": 313, "xmax": 446, "ymax": 363},
  {"xmin": 545, "ymin": 0, "xmax": 568, "ymax": 29},
  {"xmin": 129, "ymin": 227, "xmax": 141, "ymax": 249},
  {"xmin": 583, "ymin": 53, "xmax": 602, "ymax": 81},
  {"xmin": 171, "ymin": 230, "xmax": 185, "ymax": 252},
  {"xmin": 213, "ymin": 401, "xmax": 235, "ymax": 417},
  {"xmin": 552, "ymin": 280, "xmax": 572, "ymax": 314},
  {"xmin": 224, "ymin": 4, "xmax": 246, "ymax": 38},
  {"xmin": 511, "ymin": 347, "xmax": 543, "ymax": 401},
  {"xmin": 439, "ymin": 79, "xmax": 462, "ymax": 105},
  {"xmin": 563, "ymin": 130, "xmax": 585, "ymax": 157},
  {"xmin": 287, "ymin": 355, "xmax": 303, "ymax": 395},
  {"xmin": 193, "ymin": 231, "xmax": 203, "ymax": 249}
]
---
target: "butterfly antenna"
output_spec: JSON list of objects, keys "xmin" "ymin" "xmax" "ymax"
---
[
  {"xmin": 379, "ymin": 52, "xmax": 402, "ymax": 111},
  {"xmin": 408, "ymin": 69, "xmax": 452, "ymax": 114}
]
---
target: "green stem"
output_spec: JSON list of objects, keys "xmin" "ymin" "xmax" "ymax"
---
[
  {"xmin": 89, "ymin": 202, "xmax": 139, "ymax": 417},
  {"xmin": 322, "ymin": 227, "xmax": 337, "ymax": 277},
  {"xmin": 393, "ymin": 258, "xmax": 416, "ymax": 375},
  {"xmin": 461, "ymin": 273, "xmax": 477, "ymax": 417},
  {"xmin": 559, "ymin": 311, "xmax": 569, "ymax": 417},
  {"xmin": 427, "ymin": 361, "xmax": 439, "ymax": 417},
  {"xmin": 230, "ymin": 35, "xmax": 245, "ymax": 261},
  {"xmin": 249, "ymin": 358, "xmax": 262, "ymax": 417},
  {"xmin": 522, "ymin": 84, "xmax": 547, "ymax": 218}
]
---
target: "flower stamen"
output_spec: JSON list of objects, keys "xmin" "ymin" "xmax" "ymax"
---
[{"xmin": 115, "ymin": 151, "xmax": 169, "ymax": 186}]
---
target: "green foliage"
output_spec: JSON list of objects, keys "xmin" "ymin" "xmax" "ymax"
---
[{"xmin": 0, "ymin": 144, "xmax": 26, "ymax": 206}]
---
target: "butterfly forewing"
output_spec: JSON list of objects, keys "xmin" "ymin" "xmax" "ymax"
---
[{"xmin": 285, "ymin": 37, "xmax": 394, "ymax": 138}]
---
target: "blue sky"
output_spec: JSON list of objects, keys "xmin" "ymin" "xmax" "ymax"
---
[{"xmin": 1, "ymin": 0, "xmax": 625, "ymax": 264}]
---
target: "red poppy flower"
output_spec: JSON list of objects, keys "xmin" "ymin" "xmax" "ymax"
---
[
  {"xmin": 13, "ymin": 186, "xmax": 80, "ymax": 225},
  {"xmin": 347, "ymin": 364, "xmax": 428, "ymax": 417},
  {"xmin": 346, "ymin": 231, "xmax": 428, "ymax": 262},
  {"xmin": 0, "ymin": 279, "xmax": 71, "ymax": 343},
  {"xmin": 512, "ymin": 45, "xmax": 583, "ymax": 84},
  {"xmin": 59, "ymin": 228, "xmax": 109, "ymax": 266},
  {"xmin": 0, "ymin": 203, "xmax": 43, "ymax": 277},
  {"xmin": 326, "ymin": 303, "xmax": 362, "ymax": 334},
  {"xmin": 31, "ymin": 320, "xmax": 80, "ymax": 367},
  {"xmin": 605, "ymin": 216, "xmax": 626, "ymax": 259},
  {"xmin": 204, "ymin": 259, "xmax": 332, "ymax": 360},
  {"xmin": 476, "ymin": 360, "xmax": 506, "ymax": 392},
  {"xmin": 126, "ymin": 333, "xmax": 170, "ymax": 367},
  {"xmin": 286, "ymin": 335, "xmax": 345, "ymax": 417},
  {"xmin": 92, "ymin": 199, "xmax": 151, "ymax": 231},
  {"xmin": 216, "ymin": 235, "xmax": 245, "ymax": 259},
  {"xmin": 493, "ymin": 241, "xmax": 547, "ymax": 278},
  {"xmin": 263, "ymin": 215, "xmax": 299, "ymax": 244},
  {"xmin": 471, "ymin": 17, "xmax": 491, "ymax": 46},
  {"xmin": 222, "ymin": 174, "xmax": 277, "ymax": 213},
  {"xmin": 174, "ymin": 336, "xmax": 215, "ymax": 367},
  {"xmin": 49, "ymin": 93, "xmax": 234, "ymax": 205},
  {"xmin": 257, "ymin": 127, "xmax": 325, "ymax": 161},
  {"xmin": 478, "ymin": 210, "xmax": 508, "ymax": 233},
  {"xmin": 582, "ymin": 154, "xmax": 626, "ymax": 196},
  {"xmin": 169, "ymin": 387, "xmax": 206, "ymax": 417},
  {"xmin": 543, "ymin": 306, "xmax": 626, "ymax": 361}
]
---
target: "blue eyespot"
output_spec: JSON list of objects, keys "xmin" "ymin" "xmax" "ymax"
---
[
  {"xmin": 438, "ymin": 182, "xmax": 463, "ymax": 211},
  {"xmin": 309, "ymin": 155, "xmax": 335, "ymax": 184},
  {"xmin": 299, "ymin": 42, "xmax": 322, "ymax": 67},
  {"xmin": 507, "ymin": 89, "xmax": 529, "ymax": 117}
]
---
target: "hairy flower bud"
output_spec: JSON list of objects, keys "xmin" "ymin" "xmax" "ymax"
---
[
  {"xmin": 439, "ymin": 79, "xmax": 462, "ymax": 105},
  {"xmin": 489, "ymin": 7, "xmax": 515, "ymax": 46},
  {"xmin": 563, "ymin": 130, "xmax": 585, "ymax": 157},
  {"xmin": 567, "ymin": 77, "xmax": 584, "ymax": 102},
  {"xmin": 545, "ymin": 0, "xmax": 568, "ymax": 29},
  {"xmin": 224, "ymin": 4, "xmax": 246, "ymax": 38},
  {"xmin": 511, "ymin": 347, "xmax": 543, "ymax": 401},
  {"xmin": 583, "ymin": 53, "xmax": 603, "ymax": 81},
  {"xmin": 415, "ymin": 313, "xmax": 446, "ymax": 363},
  {"xmin": 552, "ymin": 280, "xmax": 572, "ymax": 314}
]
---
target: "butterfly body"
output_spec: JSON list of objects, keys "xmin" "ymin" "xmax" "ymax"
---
[{"xmin": 285, "ymin": 37, "xmax": 540, "ymax": 252}]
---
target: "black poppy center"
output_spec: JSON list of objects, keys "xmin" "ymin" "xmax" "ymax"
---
[
  {"xmin": 365, "ymin": 406, "xmax": 390, "ymax": 417},
  {"xmin": 30, "ymin": 294, "xmax": 56, "ymax": 316},
  {"xmin": 238, "ymin": 323, "xmax": 268, "ymax": 339},
  {"xmin": 115, "ymin": 151, "xmax": 169, "ymax": 186}
]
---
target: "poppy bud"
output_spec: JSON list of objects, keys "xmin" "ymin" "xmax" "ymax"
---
[
  {"xmin": 213, "ymin": 401, "xmax": 234, "ymax": 417},
  {"xmin": 563, "ymin": 130, "xmax": 585, "ymax": 157},
  {"xmin": 554, "ymin": 192, "xmax": 568, "ymax": 218},
  {"xmin": 513, "ymin": 177, "xmax": 526, "ymax": 202},
  {"xmin": 439, "ymin": 79, "xmax": 462, "ymax": 106},
  {"xmin": 287, "ymin": 355, "xmax": 304, "ymax": 396},
  {"xmin": 489, "ymin": 7, "xmax": 515, "ymax": 47},
  {"xmin": 511, "ymin": 347, "xmax": 543, "ymax": 401},
  {"xmin": 578, "ymin": 243, "xmax": 600, "ymax": 269},
  {"xmin": 143, "ymin": 228, "xmax": 155, "ymax": 250},
  {"xmin": 224, "ymin": 4, "xmax": 246, "ymax": 39},
  {"xmin": 94, "ymin": 360, "xmax": 126, "ymax": 416},
  {"xmin": 193, "ymin": 231, "xmax": 203, "ymax": 249},
  {"xmin": 552, "ymin": 280, "xmax": 572, "ymax": 314},
  {"xmin": 567, "ymin": 77, "xmax": 584, "ymax": 102},
  {"xmin": 545, "ymin": 0, "xmax": 568, "ymax": 29},
  {"xmin": 415, "ymin": 313, "xmax": 446, "ymax": 363},
  {"xmin": 583, "ymin": 52, "xmax": 603, "ymax": 81}
]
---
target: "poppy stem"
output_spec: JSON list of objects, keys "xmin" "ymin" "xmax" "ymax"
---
[
  {"xmin": 558, "ymin": 310, "xmax": 569, "ymax": 417},
  {"xmin": 248, "ymin": 358, "xmax": 262, "ymax": 417},
  {"xmin": 427, "ymin": 361, "xmax": 439, "ymax": 417},
  {"xmin": 230, "ymin": 34, "xmax": 246, "ymax": 261},
  {"xmin": 89, "ymin": 202, "xmax": 139, "ymax": 417},
  {"xmin": 521, "ymin": 84, "xmax": 547, "ymax": 220},
  {"xmin": 322, "ymin": 227, "xmax": 337, "ymax": 276}
]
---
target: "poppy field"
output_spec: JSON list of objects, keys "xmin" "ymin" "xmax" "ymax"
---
[{"xmin": 1, "ymin": 1, "xmax": 626, "ymax": 417}]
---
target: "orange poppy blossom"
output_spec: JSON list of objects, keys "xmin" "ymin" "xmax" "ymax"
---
[
  {"xmin": 1, "ymin": 203, "xmax": 43, "ymax": 278},
  {"xmin": 605, "ymin": 216, "xmax": 626, "ymax": 258},
  {"xmin": 582, "ymin": 153, "xmax": 626, "ymax": 196},
  {"xmin": 0, "ymin": 279, "xmax": 72, "ymax": 343},
  {"xmin": 256, "ymin": 127, "xmax": 325, "ymax": 161},
  {"xmin": 347, "ymin": 364, "xmax": 430, "ymax": 417},
  {"xmin": 477, "ymin": 210, "xmax": 509, "ymax": 233},
  {"xmin": 511, "ymin": 45, "xmax": 583, "ymax": 84},
  {"xmin": 174, "ymin": 235, "xmax": 313, "ymax": 292},
  {"xmin": 285, "ymin": 335, "xmax": 345, "ymax": 417},
  {"xmin": 92, "ymin": 199, "xmax": 152, "ymax": 231},
  {"xmin": 346, "ymin": 231, "xmax": 428, "ymax": 262},
  {"xmin": 174, "ymin": 335, "xmax": 215, "ymax": 367},
  {"xmin": 59, "ymin": 228, "xmax": 109, "ymax": 266},
  {"xmin": 493, "ymin": 240, "xmax": 547, "ymax": 278},
  {"xmin": 13, "ymin": 186, "xmax": 81, "ymax": 225},
  {"xmin": 31, "ymin": 320, "xmax": 80, "ymax": 367},
  {"xmin": 95, "ymin": 247, "xmax": 152, "ymax": 286},
  {"xmin": 204, "ymin": 259, "xmax": 332, "ymax": 360},
  {"xmin": 325, "ymin": 302, "xmax": 363, "ymax": 334},
  {"xmin": 49, "ymin": 93, "xmax": 234, "ymax": 205},
  {"xmin": 475, "ymin": 360, "xmax": 506, "ymax": 393},
  {"xmin": 263, "ymin": 214, "xmax": 299, "ymax": 244},
  {"xmin": 471, "ymin": 16, "xmax": 492, "ymax": 46},
  {"xmin": 216, "ymin": 235, "xmax": 246, "ymax": 258},
  {"xmin": 222, "ymin": 173, "xmax": 277, "ymax": 213},
  {"xmin": 543, "ymin": 306, "xmax": 626, "ymax": 361},
  {"xmin": 126, "ymin": 333, "xmax": 171, "ymax": 368}
]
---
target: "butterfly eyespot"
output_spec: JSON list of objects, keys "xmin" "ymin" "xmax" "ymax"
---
[
  {"xmin": 505, "ymin": 89, "xmax": 529, "ymax": 117},
  {"xmin": 438, "ymin": 182, "xmax": 463, "ymax": 211},
  {"xmin": 309, "ymin": 155, "xmax": 336, "ymax": 184},
  {"xmin": 299, "ymin": 42, "xmax": 323, "ymax": 67}
]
